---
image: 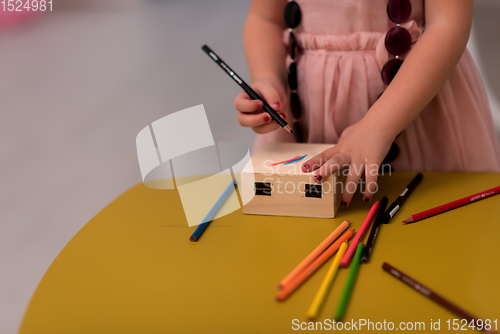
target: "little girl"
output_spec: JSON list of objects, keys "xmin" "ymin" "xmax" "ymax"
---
[{"xmin": 234, "ymin": 0, "xmax": 500, "ymax": 206}]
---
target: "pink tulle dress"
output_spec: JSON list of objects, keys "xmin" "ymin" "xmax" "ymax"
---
[{"xmin": 253, "ymin": 0, "xmax": 500, "ymax": 172}]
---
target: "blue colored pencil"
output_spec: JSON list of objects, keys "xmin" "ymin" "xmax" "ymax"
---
[{"xmin": 189, "ymin": 180, "xmax": 236, "ymax": 242}]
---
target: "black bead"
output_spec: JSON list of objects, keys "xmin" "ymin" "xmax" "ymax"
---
[
  {"xmin": 378, "ymin": 163, "xmax": 393, "ymax": 174},
  {"xmin": 288, "ymin": 62, "xmax": 297, "ymax": 90},
  {"xmin": 290, "ymin": 92, "xmax": 301, "ymax": 119},
  {"xmin": 284, "ymin": 1, "xmax": 301, "ymax": 29},
  {"xmin": 289, "ymin": 31, "xmax": 296, "ymax": 59},
  {"xmin": 293, "ymin": 122, "xmax": 304, "ymax": 143},
  {"xmin": 382, "ymin": 143, "xmax": 399, "ymax": 164}
]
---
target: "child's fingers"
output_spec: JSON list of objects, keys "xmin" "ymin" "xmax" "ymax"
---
[
  {"xmin": 313, "ymin": 152, "xmax": 350, "ymax": 183},
  {"xmin": 252, "ymin": 113, "xmax": 287, "ymax": 134},
  {"xmin": 237, "ymin": 111, "xmax": 273, "ymax": 128},
  {"xmin": 234, "ymin": 91, "xmax": 264, "ymax": 113},
  {"xmin": 258, "ymin": 87, "xmax": 284, "ymax": 113},
  {"xmin": 340, "ymin": 159, "xmax": 365, "ymax": 207},
  {"xmin": 363, "ymin": 162, "xmax": 379, "ymax": 202},
  {"xmin": 302, "ymin": 146, "xmax": 340, "ymax": 172},
  {"xmin": 252, "ymin": 119, "xmax": 283, "ymax": 134}
]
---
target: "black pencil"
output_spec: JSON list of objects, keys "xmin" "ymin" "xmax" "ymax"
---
[
  {"xmin": 384, "ymin": 173, "xmax": 423, "ymax": 223},
  {"xmin": 201, "ymin": 45, "xmax": 292, "ymax": 134},
  {"xmin": 361, "ymin": 196, "xmax": 388, "ymax": 263}
]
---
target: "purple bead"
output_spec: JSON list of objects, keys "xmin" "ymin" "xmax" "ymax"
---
[
  {"xmin": 381, "ymin": 58, "xmax": 403, "ymax": 85},
  {"xmin": 385, "ymin": 26, "xmax": 412, "ymax": 55},
  {"xmin": 387, "ymin": 0, "xmax": 412, "ymax": 24}
]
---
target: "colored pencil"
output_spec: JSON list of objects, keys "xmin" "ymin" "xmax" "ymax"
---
[
  {"xmin": 382, "ymin": 263, "xmax": 496, "ymax": 334},
  {"xmin": 201, "ymin": 45, "xmax": 292, "ymax": 134},
  {"xmin": 361, "ymin": 196, "xmax": 388, "ymax": 263},
  {"xmin": 276, "ymin": 229, "xmax": 355, "ymax": 302},
  {"xmin": 279, "ymin": 220, "xmax": 350, "ymax": 289},
  {"xmin": 306, "ymin": 242, "xmax": 348, "ymax": 321},
  {"xmin": 340, "ymin": 201, "xmax": 380, "ymax": 268},
  {"xmin": 189, "ymin": 180, "xmax": 236, "ymax": 242},
  {"xmin": 384, "ymin": 173, "xmax": 423, "ymax": 222},
  {"xmin": 335, "ymin": 243, "xmax": 364, "ymax": 320},
  {"xmin": 403, "ymin": 185, "xmax": 500, "ymax": 224}
]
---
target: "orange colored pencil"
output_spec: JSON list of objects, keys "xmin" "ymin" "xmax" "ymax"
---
[
  {"xmin": 278, "ymin": 220, "xmax": 350, "ymax": 290},
  {"xmin": 276, "ymin": 229, "xmax": 355, "ymax": 302}
]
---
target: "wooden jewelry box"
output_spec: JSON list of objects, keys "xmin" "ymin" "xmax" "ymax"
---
[{"xmin": 240, "ymin": 142, "xmax": 345, "ymax": 218}]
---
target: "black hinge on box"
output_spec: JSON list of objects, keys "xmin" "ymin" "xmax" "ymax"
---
[
  {"xmin": 254, "ymin": 182, "xmax": 271, "ymax": 196},
  {"xmin": 305, "ymin": 184, "xmax": 322, "ymax": 198}
]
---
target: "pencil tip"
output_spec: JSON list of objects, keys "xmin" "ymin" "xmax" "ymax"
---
[{"xmin": 403, "ymin": 217, "xmax": 413, "ymax": 224}]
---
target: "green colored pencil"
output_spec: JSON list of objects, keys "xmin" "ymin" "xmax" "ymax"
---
[{"xmin": 335, "ymin": 243, "xmax": 364, "ymax": 320}]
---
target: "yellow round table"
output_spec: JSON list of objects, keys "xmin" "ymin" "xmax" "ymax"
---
[{"xmin": 19, "ymin": 173, "xmax": 500, "ymax": 333}]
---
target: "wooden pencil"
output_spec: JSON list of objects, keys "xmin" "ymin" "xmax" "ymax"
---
[
  {"xmin": 382, "ymin": 263, "xmax": 496, "ymax": 334},
  {"xmin": 306, "ymin": 242, "xmax": 348, "ymax": 321},
  {"xmin": 189, "ymin": 181, "xmax": 236, "ymax": 242},
  {"xmin": 279, "ymin": 220, "xmax": 350, "ymax": 289},
  {"xmin": 403, "ymin": 185, "xmax": 500, "ymax": 224},
  {"xmin": 361, "ymin": 197, "xmax": 388, "ymax": 263},
  {"xmin": 340, "ymin": 201, "xmax": 379, "ymax": 268},
  {"xmin": 276, "ymin": 229, "xmax": 355, "ymax": 302},
  {"xmin": 335, "ymin": 243, "xmax": 364, "ymax": 320}
]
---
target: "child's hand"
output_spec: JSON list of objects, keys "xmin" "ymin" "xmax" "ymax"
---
[
  {"xmin": 234, "ymin": 79, "xmax": 287, "ymax": 134},
  {"xmin": 301, "ymin": 119, "xmax": 396, "ymax": 206}
]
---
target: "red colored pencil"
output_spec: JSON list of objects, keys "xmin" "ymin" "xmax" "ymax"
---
[
  {"xmin": 340, "ymin": 201, "xmax": 380, "ymax": 268},
  {"xmin": 403, "ymin": 186, "xmax": 500, "ymax": 224}
]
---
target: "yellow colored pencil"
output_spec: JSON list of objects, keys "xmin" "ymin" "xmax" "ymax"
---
[{"xmin": 306, "ymin": 242, "xmax": 348, "ymax": 321}]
